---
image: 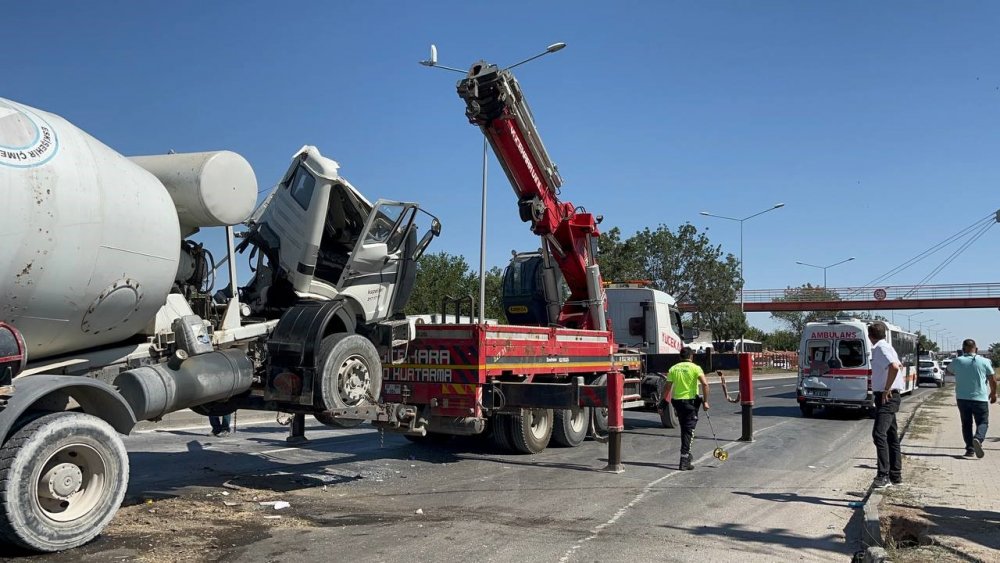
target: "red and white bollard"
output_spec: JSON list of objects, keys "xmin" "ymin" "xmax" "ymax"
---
[
  {"xmin": 738, "ymin": 353, "xmax": 754, "ymax": 442},
  {"xmin": 604, "ymin": 370, "xmax": 625, "ymax": 473}
]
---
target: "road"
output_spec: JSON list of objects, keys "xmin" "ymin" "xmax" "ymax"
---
[{"xmin": 7, "ymin": 375, "xmax": 936, "ymax": 563}]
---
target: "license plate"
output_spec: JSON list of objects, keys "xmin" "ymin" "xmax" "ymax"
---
[
  {"xmin": 383, "ymin": 384, "xmax": 401, "ymax": 395},
  {"xmin": 807, "ymin": 388, "xmax": 829, "ymax": 397}
]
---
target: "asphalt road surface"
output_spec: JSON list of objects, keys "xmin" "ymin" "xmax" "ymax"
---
[{"xmin": 7, "ymin": 375, "xmax": 936, "ymax": 563}]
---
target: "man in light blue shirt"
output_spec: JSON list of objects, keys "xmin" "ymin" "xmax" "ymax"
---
[{"xmin": 946, "ymin": 339, "xmax": 997, "ymax": 458}]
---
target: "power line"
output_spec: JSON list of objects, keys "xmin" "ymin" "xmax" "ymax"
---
[{"xmin": 851, "ymin": 211, "xmax": 996, "ymax": 295}]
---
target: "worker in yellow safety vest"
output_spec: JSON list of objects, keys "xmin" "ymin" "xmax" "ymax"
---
[{"xmin": 661, "ymin": 347, "xmax": 710, "ymax": 470}]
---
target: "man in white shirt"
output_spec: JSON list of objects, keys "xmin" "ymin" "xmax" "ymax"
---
[{"xmin": 869, "ymin": 321, "xmax": 903, "ymax": 489}]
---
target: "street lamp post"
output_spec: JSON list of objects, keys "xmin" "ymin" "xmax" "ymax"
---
[
  {"xmin": 898, "ymin": 311, "xmax": 924, "ymax": 332},
  {"xmin": 700, "ymin": 203, "xmax": 785, "ymax": 353},
  {"xmin": 419, "ymin": 42, "xmax": 566, "ymax": 323},
  {"xmin": 795, "ymin": 256, "xmax": 855, "ymax": 288}
]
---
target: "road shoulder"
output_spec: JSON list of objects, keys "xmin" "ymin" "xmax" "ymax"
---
[{"xmin": 876, "ymin": 384, "xmax": 1000, "ymax": 561}]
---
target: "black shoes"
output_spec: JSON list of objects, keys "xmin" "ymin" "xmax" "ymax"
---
[
  {"xmin": 679, "ymin": 455, "xmax": 694, "ymax": 471},
  {"xmin": 890, "ymin": 476, "xmax": 903, "ymax": 486},
  {"xmin": 973, "ymin": 438, "xmax": 985, "ymax": 458},
  {"xmin": 872, "ymin": 476, "xmax": 892, "ymax": 490},
  {"xmin": 964, "ymin": 449, "xmax": 976, "ymax": 457}
]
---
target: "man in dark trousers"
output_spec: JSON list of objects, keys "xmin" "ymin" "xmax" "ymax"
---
[
  {"xmin": 946, "ymin": 339, "xmax": 997, "ymax": 458},
  {"xmin": 869, "ymin": 322, "xmax": 903, "ymax": 489},
  {"xmin": 661, "ymin": 347, "xmax": 710, "ymax": 470}
]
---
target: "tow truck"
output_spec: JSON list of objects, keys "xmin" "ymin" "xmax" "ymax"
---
[{"xmin": 379, "ymin": 59, "xmax": 697, "ymax": 460}]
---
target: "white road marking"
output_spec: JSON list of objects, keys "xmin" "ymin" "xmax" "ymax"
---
[
  {"xmin": 759, "ymin": 386, "xmax": 775, "ymax": 390},
  {"xmin": 558, "ymin": 419, "xmax": 795, "ymax": 562},
  {"xmin": 782, "ymin": 384, "xmax": 795, "ymax": 387}
]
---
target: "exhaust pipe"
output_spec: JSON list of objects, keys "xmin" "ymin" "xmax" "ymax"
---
[{"xmin": 114, "ymin": 349, "xmax": 253, "ymax": 421}]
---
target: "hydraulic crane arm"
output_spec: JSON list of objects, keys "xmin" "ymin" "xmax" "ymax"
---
[{"xmin": 457, "ymin": 61, "xmax": 606, "ymax": 331}]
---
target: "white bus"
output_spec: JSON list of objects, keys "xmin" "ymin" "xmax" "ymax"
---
[{"xmin": 797, "ymin": 318, "xmax": 917, "ymax": 417}]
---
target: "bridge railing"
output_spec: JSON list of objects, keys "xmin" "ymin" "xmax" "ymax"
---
[{"xmin": 740, "ymin": 283, "xmax": 1000, "ymax": 304}]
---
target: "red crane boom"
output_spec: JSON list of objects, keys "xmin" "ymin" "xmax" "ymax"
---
[{"xmin": 457, "ymin": 61, "xmax": 607, "ymax": 330}]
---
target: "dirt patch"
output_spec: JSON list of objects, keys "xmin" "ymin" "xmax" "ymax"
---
[{"xmin": 29, "ymin": 483, "xmax": 323, "ymax": 563}]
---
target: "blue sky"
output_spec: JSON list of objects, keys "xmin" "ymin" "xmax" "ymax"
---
[{"xmin": 6, "ymin": 1, "xmax": 998, "ymax": 348}]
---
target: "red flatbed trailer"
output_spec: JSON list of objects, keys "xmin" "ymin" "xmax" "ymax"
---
[{"xmin": 381, "ymin": 323, "xmax": 642, "ymax": 462}]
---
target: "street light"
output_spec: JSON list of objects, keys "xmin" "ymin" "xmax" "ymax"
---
[
  {"xmin": 795, "ymin": 256, "xmax": 855, "ymax": 288},
  {"xmin": 420, "ymin": 42, "xmax": 566, "ymax": 323},
  {"xmin": 700, "ymin": 203, "xmax": 785, "ymax": 352},
  {"xmin": 897, "ymin": 311, "xmax": 924, "ymax": 332}
]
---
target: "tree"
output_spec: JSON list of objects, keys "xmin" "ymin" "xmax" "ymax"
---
[
  {"xmin": 766, "ymin": 330, "xmax": 799, "ymax": 351},
  {"xmin": 987, "ymin": 342, "xmax": 1000, "ymax": 368},
  {"xmin": 599, "ymin": 223, "xmax": 742, "ymax": 339},
  {"xmin": 770, "ymin": 284, "xmax": 844, "ymax": 334},
  {"xmin": 916, "ymin": 331, "xmax": 939, "ymax": 353},
  {"xmin": 404, "ymin": 252, "xmax": 506, "ymax": 322}
]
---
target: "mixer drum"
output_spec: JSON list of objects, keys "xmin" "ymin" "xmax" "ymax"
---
[{"xmin": 0, "ymin": 98, "xmax": 181, "ymax": 360}]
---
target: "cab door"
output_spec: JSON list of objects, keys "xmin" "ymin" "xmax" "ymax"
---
[{"xmin": 338, "ymin": 201, "xmax": 408, "ymax": 323}]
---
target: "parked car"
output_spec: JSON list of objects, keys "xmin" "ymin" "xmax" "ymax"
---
[
  {"xmin": 941, "ymin": 358, "xmax": 953, "ymax": 372},
  {"xmin": 918, "ymin": 359, "xmax": 944, "ymax": 387}
]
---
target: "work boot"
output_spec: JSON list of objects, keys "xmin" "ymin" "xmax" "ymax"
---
[{"xmin": 679, "ymin": 455, "xmax": 694, "ymax": 471}]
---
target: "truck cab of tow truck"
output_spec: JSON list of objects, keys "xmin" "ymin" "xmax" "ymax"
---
[
  {"xmin": 239, "ymin": 146, "xmax": 440, "ymax": 323},
  {"xmin": 604, "ymin": 284, "xmax": 691, "ymax": 354}
]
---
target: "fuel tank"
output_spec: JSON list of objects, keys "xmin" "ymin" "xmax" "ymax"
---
[{"xmin": 0, "ymin": 97, "xmax": 181, "ymax": 359}]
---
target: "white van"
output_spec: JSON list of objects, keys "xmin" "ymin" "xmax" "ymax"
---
[{"xmin": 797, "ymin": 318, "xmax": 917, "ymax": 416}]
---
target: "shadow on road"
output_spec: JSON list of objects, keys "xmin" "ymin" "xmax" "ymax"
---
[
  {"xmin": 658, "ymin": 522, "xmax": 847, "ymax": 555},
  {"xmin": 731, "ymin": 490, "xmax": 859, "ymax": 508}
]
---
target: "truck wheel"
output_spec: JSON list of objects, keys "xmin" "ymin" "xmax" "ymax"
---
[
  {"xmin": 509, "ymin": 408, "xmax": 553, "ymax": 454},
  {"xmin": 658, "ymin": 402, "xmax": 678, "ymax": 429},
  {"xmin": 317, "ymin": 334, "xmax": 382, "ymax": 421},
  {"xmin": 552, "ymin": 407, "xmax": 590, "ymax": 447},
  {"xmin": 489, "ymin": 414, "xmax": 514, "ymax": 452},
  {"xmin": 314, "ymin": 412, "xmax": 364, "ymax": 429},
  {"xmin": 589, "ymin": 374, "xmax": 609, "ymax": 439},
  {"xmin": 0, "ymin": 412, "xmax": 128, "ymax": 552}
]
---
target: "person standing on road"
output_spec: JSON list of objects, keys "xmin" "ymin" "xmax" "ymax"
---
[
  {"xmin": 869, "ymin": 321, "xmax": 904, "ymax": 490},
  {"xmin": 661, "ymin": 347, "xmax": 710, "ymax": 471},
  {"xmin": 209, "ymin": 414, "xmax": 232, "ymax": 437},
  {"xmin": 945, "ymin": 339, "xmax": 997, "ymax": 458}
]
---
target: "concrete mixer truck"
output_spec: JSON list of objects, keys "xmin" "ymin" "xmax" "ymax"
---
[{"xmin": 0, "ymin": 97, "xmax": 440, "ymax": 552}]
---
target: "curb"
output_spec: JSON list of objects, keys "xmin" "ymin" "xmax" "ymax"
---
[{"xmin": 856, "ymin": 386, "xmax": 944, "ymax": 560}]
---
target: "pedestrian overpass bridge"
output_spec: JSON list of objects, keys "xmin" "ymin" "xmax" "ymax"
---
[{"xmin": 677, "ymin": 283, "xmax": 1000, "ymax": 313}]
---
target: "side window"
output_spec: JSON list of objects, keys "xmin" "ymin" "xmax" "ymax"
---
[
  {"xmin": 289, "ymin": 167, "xmax": 316, "ymax": 210},
  {"xmin": 838, "ymin": 339, "xmax": 865, "ymax": 368},
  {"xmin": 365, "ymin": 205, "xmax": 404, "ymax": 245}
]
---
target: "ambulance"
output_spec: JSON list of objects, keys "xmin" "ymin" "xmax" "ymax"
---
[{"xmin": 797, "ymin": 318, "xmax": 917, "ymax": 416}]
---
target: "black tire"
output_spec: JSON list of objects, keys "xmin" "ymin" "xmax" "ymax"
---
[
  {"xmin": 0, "ymin": 412, "xmax": 129, "ymax": 552},
  {"xmin": 489, "ymin": 414, "xmax": 514, "ymax": 452},
  {"xmin": 590, "ymin": 374, "xmax": 610, "ymax": 439},
  {"xmin": 799, "ymin": 403, "xmax": 814, "ymax": 418},
  {"xmin": 316, "ymin": 333, "xmax": 382, "ymax": 414},
  {"xmin": 552, "ymin": 407, "xmax": 590, "ymax": 447},
  {"xmin": 659, "ymin": 402, "xmax": 679, "ymax": 429},
  {"xmin": 509, "ymin": 408, "xmax": 553, "ymax": 454},
  {"xmin": 314, "ymin": 412, "xmax": 364, "ymax": 429}
]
